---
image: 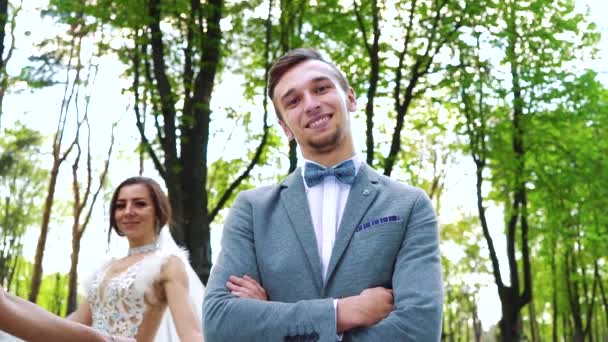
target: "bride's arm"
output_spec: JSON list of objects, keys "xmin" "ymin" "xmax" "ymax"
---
[
  {"xmin": 0, "ymin": 287, "xmax": 132, "ymax": 342},
  {"xmin": 67, "ymin": 300, "xmax": 93, "ymax": 325},
  {"xmin": 162, "ymin": 256, "xmax": 205, "ymax": 342}
]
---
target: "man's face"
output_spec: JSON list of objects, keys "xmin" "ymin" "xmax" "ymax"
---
[{"xmin": 273, "ymin": 60, "xmax": 356, "ymax": 158}]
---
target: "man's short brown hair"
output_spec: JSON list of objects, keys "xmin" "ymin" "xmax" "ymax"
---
[{"xmin": 268, "ymin": 48, "xmax": 350, "ymax": 119}]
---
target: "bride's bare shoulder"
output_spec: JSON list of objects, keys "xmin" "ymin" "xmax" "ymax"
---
[{"xmin": 160, "ymin": 255, "xmax": 189, "ymax": 283}]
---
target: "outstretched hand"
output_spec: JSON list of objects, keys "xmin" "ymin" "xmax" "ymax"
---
[
  {"xmin": 226, "ymin": 275, "xmax": 268, "ymax": 300},
  {"xmin": 103, "ymin": 335, "xmax": 135, "ymax": 342}
]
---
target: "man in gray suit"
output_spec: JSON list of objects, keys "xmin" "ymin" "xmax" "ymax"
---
[{"xmin": 204, "ymin": 48, "xmax": 443, "ymax": 341}]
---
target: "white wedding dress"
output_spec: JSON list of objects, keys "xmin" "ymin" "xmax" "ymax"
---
[{"xmin": 86, "ymin": 229, "xmax": 204, "ymax": 341}]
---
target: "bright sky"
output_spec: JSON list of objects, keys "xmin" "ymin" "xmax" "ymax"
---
[{"xmin": 2, "ymin": 0, "xmax": 606, "ymax": 331}]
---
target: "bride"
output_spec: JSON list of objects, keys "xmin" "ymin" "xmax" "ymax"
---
[
  {"xmin": 68, "ymin": 177, "xmax": 204, "ymax": 341},
  {"xmin": 1, "ymin": 176, "xmax": 267, "ymax": 341}
]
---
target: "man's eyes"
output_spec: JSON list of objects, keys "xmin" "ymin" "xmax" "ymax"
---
[
  {"xmin": 316, "ymin": 85, "xmax": 329, "ymax": 93},
  {"xmin": 283, "ymin": 84, "xmax": 332, "ymax": 108},
  {"xmin": 285, "ymin": 98, "xmax": 299, "ymax": 107}
]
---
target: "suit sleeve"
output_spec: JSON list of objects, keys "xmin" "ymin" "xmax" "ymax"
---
[
  {"xmin": 346, "ymin": 189, "xmax": 444, "ymax": 341},
  {"xmin": 203, "ymin": 191, "xmax": 336, "ymax": 342}
]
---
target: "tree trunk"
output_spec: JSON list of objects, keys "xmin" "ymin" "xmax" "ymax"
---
[
  {"xmin": 471, "ymin": 300, "xmax": 482, "ymax": 342},
  {"xmin": 52, "ymin": 273, "xmax": 63, "ymax": 315},
  {"xmin": 29, "ymin": 161, "xmax": 60, "ymax": 302},
  {"xmin": 595, "ymin": 261, "xmax": 608, "ymax": 333},
  {"xmin": 384, "ymin": 0, "xmax": 463, "ymax": 176},
  {"xmin": 29, "ymin": 18, "xmax": 84, "ymax": 301},
  {"xmin": 277, "ymin": 0, "xmax": 305, "ymax": 174},
  {"xmin": 0, "ymin": 0, "xmax": 9, "ymax": 123},
  {"xmin": 66, "ymin": 234, "xmax": 80, "ymax": 314},
  {"xmin": 528, "ymin": 301, "xmax": 539, "ymax": 341},
  {"xmin": 565, "ymin": 250, "xmax": 584, "ymax": 341},
  {"xmin": 499, "ymin": 2, "xmax": 533, "ymax": 339},
  {"xmin": 288, "ymin": 140, "xmax": 297, "ymax": 173},
  {"xmin": 552, "ymin": 249, "xmax": 558, "ymax": 342},
  {"xmin": 353, "ymin": 0, "xmax": 380, "ymax": 165},
  {"xmin": 499, "ymin": 286, "xmax": 521, "ymax": 342},
  {"xmin": 562, "ymin": 313, "xmax": 570, "ymax": 341}
]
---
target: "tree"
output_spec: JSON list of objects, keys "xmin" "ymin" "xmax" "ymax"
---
[
  {"xmin": 441, "ymin": 216, "xmax": 489, "ymax": 342},
  {"xmin": 28, "ymin": 7, "xmax": 97, "ymax": 302},
  {"xmin": 0, "ymin": 124, "xmax": 47, "ymax": 288},
  {"xmin": 0, "ymin": 0, "xmax": 23, "ymax": 125},
  {"xmin": 66, "ymin": 113, "xmax": 115, "ymax": 313},
  {"xmin": 449, "ymin": 0, "xmax": 600, "ymax": 339}
]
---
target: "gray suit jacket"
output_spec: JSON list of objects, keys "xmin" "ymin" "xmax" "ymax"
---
[{"xmin": 204, "ymin": 164, "xmax": 443, "ymax": 341}]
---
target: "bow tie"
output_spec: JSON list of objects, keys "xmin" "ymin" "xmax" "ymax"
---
[{"xmin": 304, "ymin": 160, "xmax": 356, "ymax": 187}]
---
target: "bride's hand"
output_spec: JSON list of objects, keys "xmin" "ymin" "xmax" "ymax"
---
[{"xmin": 226, "ymin": 275, "xmax": 268, "ymax": 300}]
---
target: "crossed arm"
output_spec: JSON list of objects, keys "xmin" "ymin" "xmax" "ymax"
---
[
  {"xmin": 203, "ymin": 192, "xmax": 395, "ymax": 341},
  {"xmin": 228, "ymin": 275, "xmax": 394, "ymax": 333},
  {"xmin": 211, "ymin": 189, "xmax": 443, "ymax": 341},
  {"xmin": 0, "ymin": 287, "xmax": 133, "ymax": 342}
]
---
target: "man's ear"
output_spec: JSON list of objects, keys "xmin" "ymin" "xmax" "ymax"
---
[
  {"xmin": 278, "ymin": 119, "xmax": 295, "ymax": 141},
  {"xmin": 346, "ymin": 88, "xmax": 357, "ymax": 112}
]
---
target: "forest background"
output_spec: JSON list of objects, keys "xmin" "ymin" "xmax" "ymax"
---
[{"xmin": 0, "ymin": 0, "xmax": 606, "ymax": 341}]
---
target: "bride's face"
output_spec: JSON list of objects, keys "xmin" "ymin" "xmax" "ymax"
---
[{"xmin": 114, "ymin": 184, "xmax": 157, "ymax": 244}]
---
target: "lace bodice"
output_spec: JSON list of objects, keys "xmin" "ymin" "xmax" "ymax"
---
[
  {"xmin": 83, "ymin": 235, "xmax": 204, "ymax": 342},
  {"xmin": 88, "ymin": 259, "xmax": 147, "ymax": 338}
]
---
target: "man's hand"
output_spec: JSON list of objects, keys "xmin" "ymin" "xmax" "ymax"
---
[
  {"xmin": 336, "ymin": 287, "xmax": 394, "ymax": 333},
  {"xmin": 227, "ymin": 275, "xmax": 268, "ymax": 300}
]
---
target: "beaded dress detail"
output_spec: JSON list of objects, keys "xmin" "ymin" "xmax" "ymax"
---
[
  {"xmin": 87, "ymin": 259, "xmax": 147, "ymax": 338},
  {"xmin": 83, "ymin": 230, "xmax": 204, "ymax": 341}
]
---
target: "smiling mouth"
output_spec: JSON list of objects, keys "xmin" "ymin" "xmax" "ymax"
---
[{"xmin": 306, "ymin": 114, "xmax": 332, "ymax": 129}]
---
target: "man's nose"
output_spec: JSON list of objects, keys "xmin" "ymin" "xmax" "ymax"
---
[{"xmin": 303, "ymin": 92, "xmax": 321, "ymax": 115}]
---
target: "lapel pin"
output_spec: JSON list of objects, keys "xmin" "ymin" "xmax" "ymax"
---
[{"xmin": 362, "ymin": 189, "xmax": 370, "ymax": 196}]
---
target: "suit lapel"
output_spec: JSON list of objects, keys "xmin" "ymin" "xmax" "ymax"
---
[
  {"xmin": 325, "ymin": 164, "xmax": 379, "ymax": 286},
  {"xmin": 280, "ymin": 168, "xmax": 324, "ymax": 292}
]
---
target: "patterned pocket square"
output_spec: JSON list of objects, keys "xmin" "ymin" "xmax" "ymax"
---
[{"xmin": 355, "ymin": 215, "xmax": 402, "ymax": 233}]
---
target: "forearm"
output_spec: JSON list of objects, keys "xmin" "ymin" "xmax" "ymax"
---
[
  {"xmin": 204, "ymin": 293, "xmax": 335, "ymax": 341},
  {"xmin": 179, "ymin": 331, "xmax": 205, "ymax": 342},
  {"xmin": 336, "ymin": 296, "xmax": 373, "ymax": 333},
  {"xmin": 2, "ymin": 293, "xmax": 107, "ymax": 342},
  {"xmin": 346, "ymin": 301, "xmax": 443, "ymax": 341}
]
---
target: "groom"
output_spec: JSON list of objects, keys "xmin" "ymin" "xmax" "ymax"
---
[{"xmin": 204, "ymin": 48, "xmax": 443, "ymax": 341}]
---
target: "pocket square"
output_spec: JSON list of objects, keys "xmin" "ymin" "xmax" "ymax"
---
[{"xmin": 355, "ymin": 215, "xmax": 402, "ymax": 233}]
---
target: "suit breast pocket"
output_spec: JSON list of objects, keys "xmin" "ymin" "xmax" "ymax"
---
[
  {"xmin": 338, "ymin": 221, "xmax": 404, "ymax": 288},
  {"xmin": 351, "ymin": 220, "xmax": 404, "ymax": 252}
]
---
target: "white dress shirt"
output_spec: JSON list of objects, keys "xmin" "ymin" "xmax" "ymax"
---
[
  {"xmin": 300, "ymin": 155, "xmax": 362, "ymax": 340},
  {"xmin": 300, "ymin": 155, "xmax": 362, "ymax": 282}
]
